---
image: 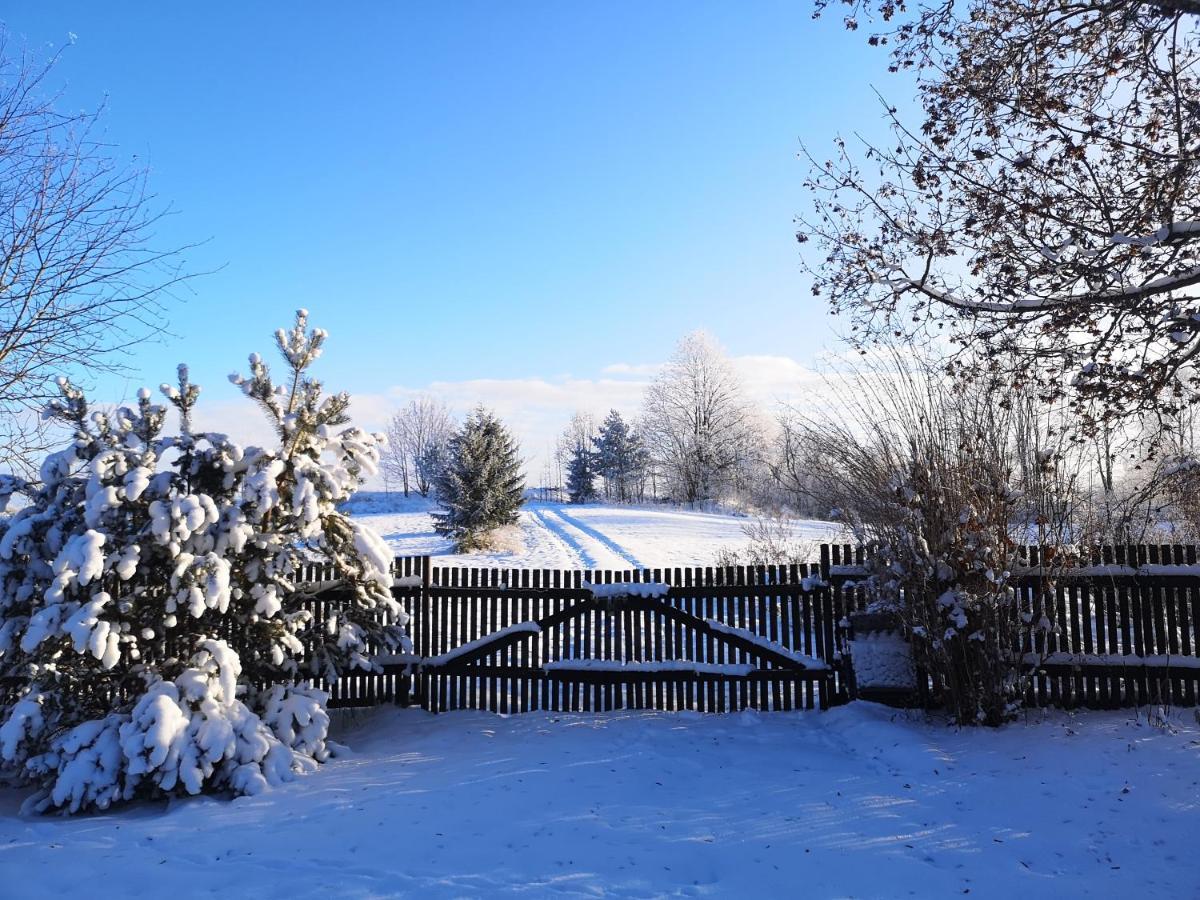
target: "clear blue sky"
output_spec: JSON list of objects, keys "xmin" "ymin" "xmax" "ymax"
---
[{"xmin": 3, "ymin": 3, "xmax": 897, "ymax": 442}]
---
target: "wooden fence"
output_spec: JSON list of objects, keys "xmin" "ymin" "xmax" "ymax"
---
[
  {"xmin": 6, "ymin": 544, "xmax": 1192, "ymax": 719},
  {"xmin": 825, "ymin": 542, "xmax": 1200, "ymax": 711},
  {"xmin": 303, "ymin": 543, "xmax": 1200, "ymax": 713}
]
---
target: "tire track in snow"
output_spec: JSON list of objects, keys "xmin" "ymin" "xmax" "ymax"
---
[
  {"xmin": 545, "ymin": 507, "xmax": 645, "ymax": 570},
  {"xmin": 529, "ymin": 506, "xmax": 596, "ymax": 569}
]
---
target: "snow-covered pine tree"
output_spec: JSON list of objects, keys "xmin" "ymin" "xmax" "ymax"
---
[
  {"xmin": 0, "ymin": 310, "xmax": 408, "ymax": 813},
  {"xmin": 565, "ymin": 444, "xmax": 598, "ymax": 504},
  {"xmin": 593, "ymin": 410, "xmax": 647, "ymax": 503},
  {"xmin": 432, "ymin": 408, "xmax": 525, "ymax": 551}
]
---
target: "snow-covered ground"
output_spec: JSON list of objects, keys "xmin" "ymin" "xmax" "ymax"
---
[
  {"xmin": 2, "ymin": 704, "xmax": 1196, "ymax": 898},
  {"xmin": 346, "ymin": 494, "xmax": 843, "ymax": 569}
]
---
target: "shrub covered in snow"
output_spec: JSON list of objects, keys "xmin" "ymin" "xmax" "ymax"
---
[
  {"xmin": 0, "ymin": 311, "xmax": 408, "ymax": 813},
  {"xmin": 713, "ymin": 515, "xmax": 817, "ymax": 568},
  {"xmin": 847, "ymin": 438, "xmax": 1055, "ymax": 726},
  {"xmin": 784, "ymin": 357, "xmax": 1062, "ymax": 725}
]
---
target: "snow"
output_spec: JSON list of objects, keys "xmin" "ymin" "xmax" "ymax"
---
[
  {"xmin": 351, "ymin": 495, "xmax": 843, "ymax": 570},
  {"xmin": 1111, "ymin": 220, "xmax": 1200, "ymax": 247},
  {"xmin": 1027, "ymin": 652, "xmax": 1200, "ymax": 670},
  {"xmin": 850, "ymin": 632, "xmax": 916, "ymax": 688},
  {"xmin": 840, "ymin": 561, "xmax": 1200, "ymax": 580},
  {"xmin": 423, "ymin": 622, "xmax": 542, "ymax": 668},
  {"xmin": 1026, "ymin": 563, "xmax": 1200, "ymax": 577},
  {"xmin": 705, "ymin": 618, "xmax": 829, "ymax": 669},
  {"xmin": 543, "ymin": 659, "xmax": 757, "ymax": 676},
  {"xmin": 2, "ymin": 704, "xmax": 1196, "ymax": 897},
  {"xmin": 582, "ymin": 581, "xmax": 670, "ymax": 598}
]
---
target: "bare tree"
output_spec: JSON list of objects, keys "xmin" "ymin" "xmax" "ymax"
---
[
  {"xmin": 641, "ymin": 332, "xmax": 761, "ymax": 505},
  {"xmin": 0, "ymin": 37, "xmax": 191, "ymax": 473},
  {"xmin": 801, "ymin": 0, "xmax": 1200, "ymax": 433},
  {"xmin": 381, "ymin": 396, "xmax": 454, "ymax": 498},
  {"xmin": 381, "ymin": 417, "xmax": 411, "ymax": 496},
  {"xmin": 554, "ymin": 412, "xmax": 596, "ymax": 470},
  {"xmin": 768, "ymin": 413, "xmax": 829, "ymax": 517}
]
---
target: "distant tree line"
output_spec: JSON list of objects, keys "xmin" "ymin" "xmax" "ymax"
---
[{"xmin": 543, "ymin": 331, "xmax": 819, "ymax": 514}]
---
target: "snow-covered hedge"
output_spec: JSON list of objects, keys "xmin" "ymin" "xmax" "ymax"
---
[{"xmin": 0, "ymin": 311, "xmax": 408, "ymax": 813}]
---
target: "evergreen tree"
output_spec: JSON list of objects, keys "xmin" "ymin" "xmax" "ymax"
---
[
  {"xmin": 432, "ymin": 408, "xmax": 525, "ymax": 550},
  {"xmin": 593, "ymin": 410, "xmax": 648, "ymax": 503},
  {"xmin": 565, "ymin": 444, "xmax": 598, "ymax": 504},
  {"xmin": 0, "ymin": 311, "xmax": 407, "ymax": 814}
]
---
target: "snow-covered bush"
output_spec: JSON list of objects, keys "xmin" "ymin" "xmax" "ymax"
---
[
  {"xmin": 781, "ymin": 353, "xmax": 1060, "ymax": 725},
  {"xmin": 432, "ymin": 407, "xmax": 525, "ymax": 551},
  {"xmin": 0, "ymin": 311, "xmax": 408, "ymax": 812},
  {"xmin": 858, "ymin": 453, "xmax": 1040, "ymax": 725}
]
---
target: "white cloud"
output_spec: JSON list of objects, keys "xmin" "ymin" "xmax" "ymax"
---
[
  {"xmin": 731, "ymin": 355, "xmax": 828, "ymax": 406},
  {"xmin": 181, "ymin": 350, "xmax": 836, "ymax": 488},
  {"xmin": 600, "ymin": 362, "xmax": 664, "ymax": 377}
]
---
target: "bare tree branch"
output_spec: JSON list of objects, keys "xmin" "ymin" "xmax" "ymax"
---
[
  {"xmin": 800, "ymin": 0, "xmax": 1200, "ymax": 434},
  {"xmin": 0, "ymin": 33, "xmax": 196, "ymax": 475}
]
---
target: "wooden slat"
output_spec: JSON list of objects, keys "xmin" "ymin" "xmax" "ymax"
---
[{"xmin": 1179, "ymin": 546, "xmax": 1196, "ymax": 706}]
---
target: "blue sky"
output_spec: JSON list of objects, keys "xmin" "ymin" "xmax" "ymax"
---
[{"xmin": 3, "ymin": 3, "xmax": 898, "ymax": 467}]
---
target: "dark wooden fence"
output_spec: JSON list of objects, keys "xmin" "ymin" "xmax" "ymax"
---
[
  {"xmin": 305, "ymin": 543, "xmax": 1200, "ymax": 713},
  {"xmin": 825, "ymin": 542, "xmax": 1200, "ymax": 711}
]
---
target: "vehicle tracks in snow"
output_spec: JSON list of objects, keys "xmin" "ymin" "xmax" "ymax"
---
[
  {"xmin": 527, "ymin": 505, "xmax": 644, "ymax": 571},
  {"xmin": 551, "ymin": 508, "xmax": 644, "ymax": 569},
  {"xmin": 529, "ymin": 506, "xmax": 595, "ymax": 570}
]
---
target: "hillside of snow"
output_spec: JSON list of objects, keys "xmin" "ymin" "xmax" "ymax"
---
[
  {"xmin": 345, "ymin": 494, "xmax": 843, "ymax": 569},
  {"xmin": 2, "ymin": 704, "xmax": 1196, "ymax": 898}
]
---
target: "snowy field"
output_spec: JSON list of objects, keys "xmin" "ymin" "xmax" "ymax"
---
[
  {"xmin": 345, "ymin": 495, "xmax": 843, "ymax": 569},
  {"xmin": 1, "ymin": 704, "xmax": 1196, "ymax": 898}
]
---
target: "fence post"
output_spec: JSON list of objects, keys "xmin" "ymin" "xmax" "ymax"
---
[
  {"xmin": 413, "ymin": 556, "xmax": 432, "ymax": 709},
  {"xmin": 818, "ymin": 545, "xmax": 832, "ymax": 709}
]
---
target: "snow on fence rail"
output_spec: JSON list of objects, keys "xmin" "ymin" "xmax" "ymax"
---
[{"xmin": 294, "ymin": 543, "xmax": 1200, "ymax": 713}]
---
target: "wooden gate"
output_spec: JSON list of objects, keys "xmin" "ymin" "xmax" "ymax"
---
[{"xmin": 402, "ymin": 560, "xmax": 849, "ymax": 713}]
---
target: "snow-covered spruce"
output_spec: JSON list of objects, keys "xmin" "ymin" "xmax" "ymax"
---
[
  {"xmin": 0, "ymin": 311, "xmax": 408, "ymax": 813},
  {"xmin": 592, "ymin": 410, "xmax": 649, "ymax": 504},
  {"xmin": 432, "ymin": 407, "xmax": 525, "ymax": 552},
  {"xmin": 565, "ymin": 443, "xmax": 598, "ymax": 504}
]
